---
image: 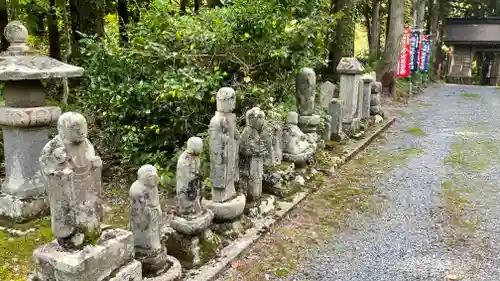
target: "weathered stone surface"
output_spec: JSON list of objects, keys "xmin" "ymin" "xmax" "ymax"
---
[
  {"xmin": 0, "ymin": 106, "xmax": 61, "ymax": 127},
  {"xmin": 170, "ymin": 210, "xmax": 213, "ymax": 236},
  {"xmin": 298, "ymin": 114, "xmax": 321, "ymax": 133},
  {"xmin": 337, "ymin": 58, "xmax": 364, "ymax": 124},
  {"xmin": 172, "ymin": 137, "xmax": 213, "ymax": 236},
  {"xmin": 209, "ymin": 87, "xmax": 240, "ymax": 203},
  {"xmin": 143, "ymin": 256, "xmax": 182, "ymax": 281},
  {"xmin": 39, "ymin": 112, "xmax": 102, "ymax": 250},
  {"xmin": 262, "ymin": 118, "xmax": 283, "ymax": 169},
  {"xmin": 176, "ymin": 137, "xmax": 204, "ymax": 218},
  {"xmin": 319, "ymin": 81, "xmax": 336, "ymax": 108},
  {"xmin": 164, "ymin": 229, "xmax": 221, "ymax": 269},
  {"xmin": 239, "ymin": 107, "xmax": 266, "ymax": 202},
  {"xmin": 361, "ymin": 74, "xmax": 374, "ymax": 119},
  {"xmin": 109, "ymin": 260, "xmax": 142, "ymax": 281},
  {"xmin": 371, "ymin": 81, "xmax": 383, "ymax": 94},
  {"xmin": 129, "ymin": 165, "xmax": 162, "ymax": 256},
  {"xmin": 296, "ymin": 68, "xmax": 316, "ymax": 116},
  {"xmin": 32, "ymin": 229, "xmax": 134, "ymax": 281},
  {"xmin": 282, "ymin": 112, "xmax": 316, "ymax": 165},
  {"xmin": 0, "ymin": 22, "xmax": 84, "ymax": 80},
  {"xmin": 329, "ymin": 98, "xmax": 346, "ymax": 142},
  {"xmin": 336, "ymin": 57, "xmax": 365, "ymax": 74},
  {"xmin": 371, "ymin": 93, "xmax": 381, "ymax": 106},
  {"xmin": 371, "ymin": 105, "xmax": 382, "ymax": 115},
  {"xmin": 202, "ymin": 194, "xmax": 246, "ymax": 222},
  {"xmin": 0, "ymin": 193, "xmax": 47, "ymax": 221},
  {"xmin": 246, "ymin": 195, "xmax": 276, "ymax": 218}
]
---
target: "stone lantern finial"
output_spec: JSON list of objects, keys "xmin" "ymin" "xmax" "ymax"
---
[{"xmin": 3, "ymin": 21, "xmax": 31, "ymax": 54}]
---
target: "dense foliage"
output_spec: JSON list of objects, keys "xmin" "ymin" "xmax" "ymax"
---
[{"xmin": 75, "ymin": 0, "xmax": 332, "ymax": 186}]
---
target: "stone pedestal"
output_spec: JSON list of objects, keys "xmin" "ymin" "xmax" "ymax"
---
[
  {"xmin": 164, "ymin": 229, "xmax": 221, "ymax": 269},
  {"xmin": 32, "ymin": 229, "xmax": 141, "ymax": 281},
  {"xmin": 328, "ymin": 98, "xmax": 347, "ymax": 142},
  {"xmin": 336, "ymin": 58, "xmax": 364, "ymax": 136},
  {"xmin": 0, "ymin": 22, "xmax": 84, "ymax": 222},
  {"xmin": 202, "ymin": 194, "xmax": 246, "ymax": 222},
  {"xmin": 361, "ymin": 73, "xmax": 375, "ymax": 120},
  {"xmin": 371, "ymin": 81, "xmax": 383, "ymax": 116}
]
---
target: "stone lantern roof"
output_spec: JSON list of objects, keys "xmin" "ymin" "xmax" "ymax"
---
[{"xmin": 0, "ymin": 21, "xmax": 84, "ymax": 81}]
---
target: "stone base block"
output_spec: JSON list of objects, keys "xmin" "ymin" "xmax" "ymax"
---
[
  {"xmin": 343, "ymin": 118, "xmax": 361, "ymax": 136},
  {"xmin": 246, "ymin": 195, "xmax": 276, "ymax": 218},
  {"xmin": 32, "ymin": 228, "xmax": 134, "ymax": 281},
  {"xmin": 109, "ymin": 260, "xmax": 142, "ymax": 281},
  {"xmin": 370, "ymin": 105, "xmax": 381, "ymax": 115},
  {"xmin": 143, "ymin": 255, "xmax": 182, "ymax": 281},
  {"xmin": 202, "ymin": 194, "xmax": 246, "ymax": 222},
  {"xmin": 170, "ymin": 210, "xmax": 214, "ymax": 236},
  {"xmin": 0, "ymin": 192, "xmax": 48, "ymax": 223},
  {"xmin": 164, "ymin": 229, "xmax": 221, "ymax": 269},
  {"xmin": 298, "ymin": 115, "xmax": 321, "ymax": 133},
  {"xmin": 283, "ymin": 151, "xmax": 314, "ymax": 167}
]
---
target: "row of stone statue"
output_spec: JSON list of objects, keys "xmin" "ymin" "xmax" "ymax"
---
[{"xmin": 28, "ymin": 62, "xmax": 384, "ymax": 280}]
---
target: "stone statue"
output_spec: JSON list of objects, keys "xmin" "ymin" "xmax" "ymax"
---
[
  {"xmin": 239, "ymin": 107, "xmax": 266, "ymax": 202},
  {"xmin": 263, "ymin": 111, "xmax": 283, "ymax": 169},
  {"xmin": 208, "ymin": 87, "xmax": 240, "ymax": 202},
  {"xmin": 282, "ymin": 112, "xmax": 316, "ymax": 166},
  {"xmin": 39, "ymin": 112, "xmax": 102, "ymax": 250},
  {"xmin": 171, "ymin": 137, "xmax": 213, "ymax": 235},
  {"xmin": 130, "ymin": 164, "xmax": 182, "ymax": 279}
]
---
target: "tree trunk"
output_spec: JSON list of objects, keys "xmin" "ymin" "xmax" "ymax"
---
[
  {"xmin": 417, "ymin": 0, "xmax": 426, "ymax": 30},
  {"xmin": 10, "ymin": 0, "xmax": 17, "ymax": 20},
  {"xmin": 48, "ymin": 0, "xmax": 61, "ymax": 59},
  {"xmin": 70, "ymin": 0, "xmax": 105, "ymax": 60},
  {"xmin": 370, "ymin": 0, "xmax": 381, "ymax": 59},
  {"xmin": 328, "ymin": 0, "xmax": 357, "ymax": 81},
  {"xmin": 378, "ymin": 0, "xmax": 405, "ymax": 96},
  {"xmin": 429, "ymin": 0, "xmax": 439, "ymax": 80},
  {"xmin": 385, "ymin": 0, "xmax": 391, "ymax": 42},
  {"xmin": 363, "ymin": 2, "xmax": 372, "ymax": 49},
  {"xmin": 0, "ymin": 0, "xmax": 8, "ymax": 51},
  {"xmin": 117, "ymin": 0, "xmax": 130, "ymax": 42}
]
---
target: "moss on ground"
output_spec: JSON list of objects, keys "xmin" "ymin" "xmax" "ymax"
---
[
  {"xmin": 0, "ymin": 218, "xmax": 53, "ymax": 281},
  {"xmin": 461, "ymin": 92, "xmax": 481, "ymax": 101},
  {"xmin": 405, "ymin": 127, "xmax": 425, "ymax": 136},
  {"xmin": 218, "ymin": 136, "xmax": 426, "ymax": 280},
  {"xmin": 444, "ymin": 140, "xmax": 500, "ymax": 171}
]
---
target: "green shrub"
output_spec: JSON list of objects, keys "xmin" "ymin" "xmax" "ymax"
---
[{"xmin": 75, "ymin": 0, "xmax": 332, "ymax": 189}]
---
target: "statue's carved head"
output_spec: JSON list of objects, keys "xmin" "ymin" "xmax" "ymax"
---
[
  {"xmin": 216, "ymin": 87, "xmax": 236, "ymax": 113},
  {"xmin": 286, "ymin": 112, "xmax": 299, "ymax": 125},
  {"xmin": 138, "ymin": 164, "xmax": 158, "ymax": 187},
  {"xmin": 187, "ymin": 137, "xmax": 203, "ymax": 156},
  {"xmin": 246, "ymin": 107, "xmax": 265, "ymax": 131},
  {"xmin": 58, "ymin": 112, "xmax": 88, "ymax": 144}
]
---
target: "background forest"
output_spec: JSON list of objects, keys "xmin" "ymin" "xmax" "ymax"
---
[{"xmin": 0, "ymin": 0, "xmax": 499, "ymax": 189}]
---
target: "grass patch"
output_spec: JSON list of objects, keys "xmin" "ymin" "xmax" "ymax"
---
[
  {"xmin": 405, "ymin": 127, "xmax": 425, "ymax": 137},
  {"xmin": 444, "ymin": 140, "xmax": 500, "ymax": 171},
  {"xmin": 0, "ymin": 218, "xmax": 53, "ymax": 281},
  {"xmin": 461, "ymin": 92, "xmax": 481, "ymax": 101}
]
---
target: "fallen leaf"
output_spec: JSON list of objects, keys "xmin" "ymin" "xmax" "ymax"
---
[
  {"xmin": 230, "ymin": 260, "xmax": 244, "ymax": 269},
  {"xmin": 446, "ymin": 274, "xmax": 458, "ymax": 280}
]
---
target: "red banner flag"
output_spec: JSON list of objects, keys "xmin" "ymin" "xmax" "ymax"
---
[{"xmin": 396, "ymin": 26, "xmax": 411, "ymax": 77}]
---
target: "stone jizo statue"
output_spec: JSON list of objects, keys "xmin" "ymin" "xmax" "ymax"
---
[
  {"xmin": 39, "ymin": 112, "xmax": 102, "ymax": 250},
  {"xmin": 209, "ymin": 87, "xmax": 240, "ymax": 202},
  {"xmin": 239, "ymin": 107, "xmax": 266, "ymax": 202},
  {"xmin": 282, "ymin": 112, "xmax": 316, "ymax": 166},
  {"xmin": 176, "ymin": 137, "xmax": 204, "ymax": 217}
]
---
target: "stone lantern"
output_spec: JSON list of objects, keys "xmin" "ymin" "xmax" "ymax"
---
[{"xmin": 0, "ymin": 21, "xmax": 83, "ymax": 221}]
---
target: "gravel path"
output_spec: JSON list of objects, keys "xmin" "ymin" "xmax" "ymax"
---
[{"xmin": 289, "ymin": 84, "xmax": 500, "ymax": 281}]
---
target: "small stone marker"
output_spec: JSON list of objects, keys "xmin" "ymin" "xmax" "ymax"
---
[
  {"xmin": 329, "ymin": 98, "xmax": 347, "ymax": 142},
  {"xmin": 239, "ymin": 107, "xmax": 266, "ymax": 202},
  {"xmin": 371, "ymin": 81, "xmax": 383, "ymax": 116},
  {"xmin": 130, "ymin": 165, "xmax": 181, "ymax": 280},
  {"xmin": 320, "ymin": 81, "xmax": 336, "ymax": 108},
  {"xmin": 361, "ymin": 73, "xmax": 375, "ymax": 119},
  {"xmin": 296, "ymin": 68, "xmax": 320, "ymax": 134},
  {"xmin": 336, "ymin": 57, "xmax": 364, "ymax": 135},
  {"xmin": 0, "ymin": 21, "xmax": 83, "ymax": 222}
]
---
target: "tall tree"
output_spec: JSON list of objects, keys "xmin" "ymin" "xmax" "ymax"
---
[
  {"xmin": 416, "ymin": 0, "xmax": 426, "ymax": 29},
  {"xmin": 378, "ymin": 0, "xmax": 405, "ymax": 96},
  {"xmin": 117, "ymin": 0, "xmax": 130, "ymax": 42},
  {"xmin": 428, "ymin": 0, "xmax": 439, "ymax": 80},
  {"xmin": 70, "ymin": 0, "xmax": 105, "ymax": 59},
  {"xmin": 48, "ymin": 0, "xmax": 60, "ymax": 59},
  {"xmin": 0, "ymin": 0, "xmax": 8, "ymax": 51},
  {"xmin": 328, "ymin": 0, "xmax": 358, "ymax": 80},
  {"xmin": 369, "ymin": 0, "xmax": 381, "ymax": 59}
]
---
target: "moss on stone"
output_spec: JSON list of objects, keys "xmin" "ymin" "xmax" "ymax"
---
[{"xmin": 199, "ymin": 231, "xmax": 222, "ymax": 263}]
